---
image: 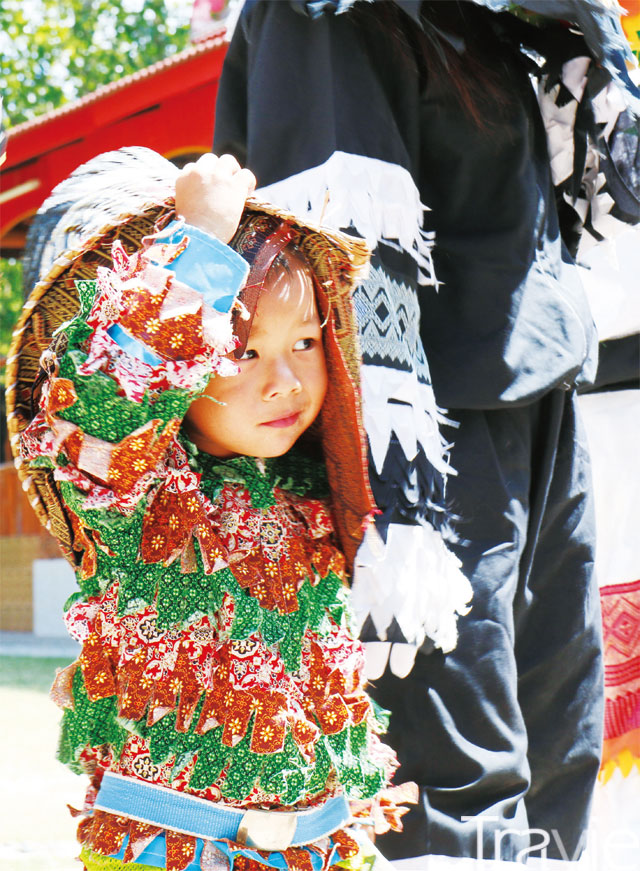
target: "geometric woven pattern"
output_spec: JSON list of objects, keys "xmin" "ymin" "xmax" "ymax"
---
[
  {"xmin": 601, "ymin": 580, "xmax": 640, "ymax": 743},
  {"xmin": 353, "ymin": 263, "xmax": 431, "ymax": 382}
]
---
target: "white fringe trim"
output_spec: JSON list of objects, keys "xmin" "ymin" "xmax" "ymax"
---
[
  {"xmin": 538, "ymin": 57, "xmax": 633, "ymax": 256},
  {"xmin": 363, "ymin": 642, "xmax": 419, "ymax": 680},
  {"xmin": 257, "ymin": 151, "xmax": 437, "ymax": 285},
  {"xmin": 360, "ymin": 364, "xmax": 454, "ymax": 478},
  {"xmin": 352, "ymin": 522, "xmax": 472, "ymax": 655},
  {"xmin": 537, "ymin": 57, "xmax": 591, "ymax": 188}
]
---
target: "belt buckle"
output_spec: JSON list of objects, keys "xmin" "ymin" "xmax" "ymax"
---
[{"xmin": 237, "ymin": 808, "xmax": 297, "ymax": 851}]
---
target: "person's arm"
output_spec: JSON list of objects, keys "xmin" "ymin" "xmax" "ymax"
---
[
  {"xmin": 211, "ymin": 1, "xmax": 473, "ymax": 660},
  {"xmin": 20, "ymin": 157, "xmax": 254, "ymax": 573}
]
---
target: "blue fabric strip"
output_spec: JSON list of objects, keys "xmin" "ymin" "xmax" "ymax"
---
[
  {"xmin": 112, "ymin": 833, "xmax": 202, "ymax": 869},
  {"xmin": 294, "ymin": 793, "xmax": 351, "ymax": 844},
  {"xmin": 107, "ymin": 323, "xmax": 163, "ymax": 366},
  {"xmin": 155, "ymin": 221, "xmax": 249, "ymax": 313},
  {"xmin": 95, "ymin": 773, "xmax": 350, "ymax": 847},
  {"xmin": 95, "ymin": 774, "xmax": 244, "ymax": 841},
  {"xmin": 112, "ymin": 833, "xmax": 332, "ymax": 870}
]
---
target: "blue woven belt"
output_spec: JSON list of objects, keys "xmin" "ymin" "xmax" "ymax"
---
[{"xmin": 94, "ymin": 772, "xmax": 351, "ymax": 850}]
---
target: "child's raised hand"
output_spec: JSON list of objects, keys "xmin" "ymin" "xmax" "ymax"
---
[{"xmin": 175, "ymin": 153, "xmax": 256, "ymax": 244}]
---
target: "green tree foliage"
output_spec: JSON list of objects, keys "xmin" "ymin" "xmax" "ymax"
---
[
  {"xmin": 0, "ymin": 258, "xmax": 23, "ymax": 365},
  {"xmin": 0, "ymin": 0, "xmax": 192, "ymax": 363},
  {"xmin": 1, "ymin": 258, "xmax": 23, "ymax": 458},
  {"xmin": 0, "ymin": 0, "xmax": 192, "ymax": 126}
]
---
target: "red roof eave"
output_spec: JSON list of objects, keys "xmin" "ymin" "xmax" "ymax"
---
[
  {"xmin": 7, "ymin": 31, "xmax": 227, "ymax": 164},
  {"xmin": 1, "ymin": 31, "xmax": 229, "ymax": 250}
]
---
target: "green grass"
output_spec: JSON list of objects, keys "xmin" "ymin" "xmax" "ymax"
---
[
  {"xmin": 0, "ymin": 656, "xmax": 73, "ymax": 693},
  {"xmin": 0, "ymin": 655, "xmax": 85, "ymax": 871}
]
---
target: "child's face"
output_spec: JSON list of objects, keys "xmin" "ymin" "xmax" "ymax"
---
[{"xmin": 184, "ymin": 251, "xmax": 327, "ymax": 458}]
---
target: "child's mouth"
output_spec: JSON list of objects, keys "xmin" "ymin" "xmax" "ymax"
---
[{"xmin": 262, "ymin": 412, "xmax": 301, "ymax": 428}]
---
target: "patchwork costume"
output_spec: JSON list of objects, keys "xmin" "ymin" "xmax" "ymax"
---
[
  {"xmin": 8, "ymin": 149, "xmax": 426, "ymax": 871},
  {"xmin": 213, "ymin": 0, "xmax": 640, "ymax": 864}
]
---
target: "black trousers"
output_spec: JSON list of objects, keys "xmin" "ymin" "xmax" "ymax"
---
[{"xmin": 372, "ymin": 390, "xmax": 604, "ymax": 863}]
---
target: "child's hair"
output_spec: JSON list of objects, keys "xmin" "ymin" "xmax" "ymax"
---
[
  {"xmin": 269, "ymin": 246, "xmax": 320, "ymax": 322},
  {"xmin": 353, "ymin": 0, "xmax": 516, "ymax": 134},
  {"xmin": 229, "ymin": 214, "xmax": 318, "ymax": 358}
]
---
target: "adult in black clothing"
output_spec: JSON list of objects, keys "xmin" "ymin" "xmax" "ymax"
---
[{"xmin": 211, "ymin": 1, "xmax": 640, "ymax": 864}]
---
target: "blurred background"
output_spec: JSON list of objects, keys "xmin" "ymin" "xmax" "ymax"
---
[
  {"xmin": 0, "ymin": 3, "xmax": 240, "ymax": 868},
  {"xmin": 0, "ymin": 2, "xmax": 639, "ymax": 870}
]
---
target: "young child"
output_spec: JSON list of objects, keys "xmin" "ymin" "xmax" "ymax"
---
[{"xmin": 11, "ymin": 149, "xmax": 412, "ymax": 871}]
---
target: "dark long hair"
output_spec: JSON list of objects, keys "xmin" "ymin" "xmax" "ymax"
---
[{"xmin": 355, "ymin": 0, "xmax": 518, "ymax": 132}]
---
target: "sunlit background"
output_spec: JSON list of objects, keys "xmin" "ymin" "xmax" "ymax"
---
[{"xmin": 0, "ymin": 2, "xmax": 638, "ymax": 870}]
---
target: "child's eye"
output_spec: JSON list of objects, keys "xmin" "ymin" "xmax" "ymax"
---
[
  {"xmin": 293, "ymin": 338, "xmax": 316, "ymax": 351},
  {"xmin": 239, "ymin": 348, "xmax": 258, "ymax": 361}
]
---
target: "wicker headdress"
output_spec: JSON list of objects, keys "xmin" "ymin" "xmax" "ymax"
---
[{"xmin": 7, "ymin": 147, "xmax": 374, "ymax": 568}]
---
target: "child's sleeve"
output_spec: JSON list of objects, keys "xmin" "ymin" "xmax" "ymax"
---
[{"xmin": 20, "ymin": 222, "xmax": 248, "ymax": 575}]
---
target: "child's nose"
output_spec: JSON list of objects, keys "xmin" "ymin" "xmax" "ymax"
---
[{"xmin": 263, "ymin": 358, "xmax": 302, "ymax": 399}]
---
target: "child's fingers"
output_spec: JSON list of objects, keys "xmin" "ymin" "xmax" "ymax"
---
[
  {"xmin": 174, "ymin": 153, "xmax": 255, "ymax": 244},
  {"xmin": 211, "ymin": 156, "xmax": 255, "ymax": 195},
  {"xmin": 178, "ymin": 154, "xmax": 254, "ymax": 189},
  {"xmin": 180, "ymin": 152, "xmax": 219, "ymax": 177},
  {"xmin": 216, "ymin": 153, "xmax": 242, "ymax": 175},
  {"xmin": 237, "ymin": 167, "xmax": 257, "ymax": 194}
]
